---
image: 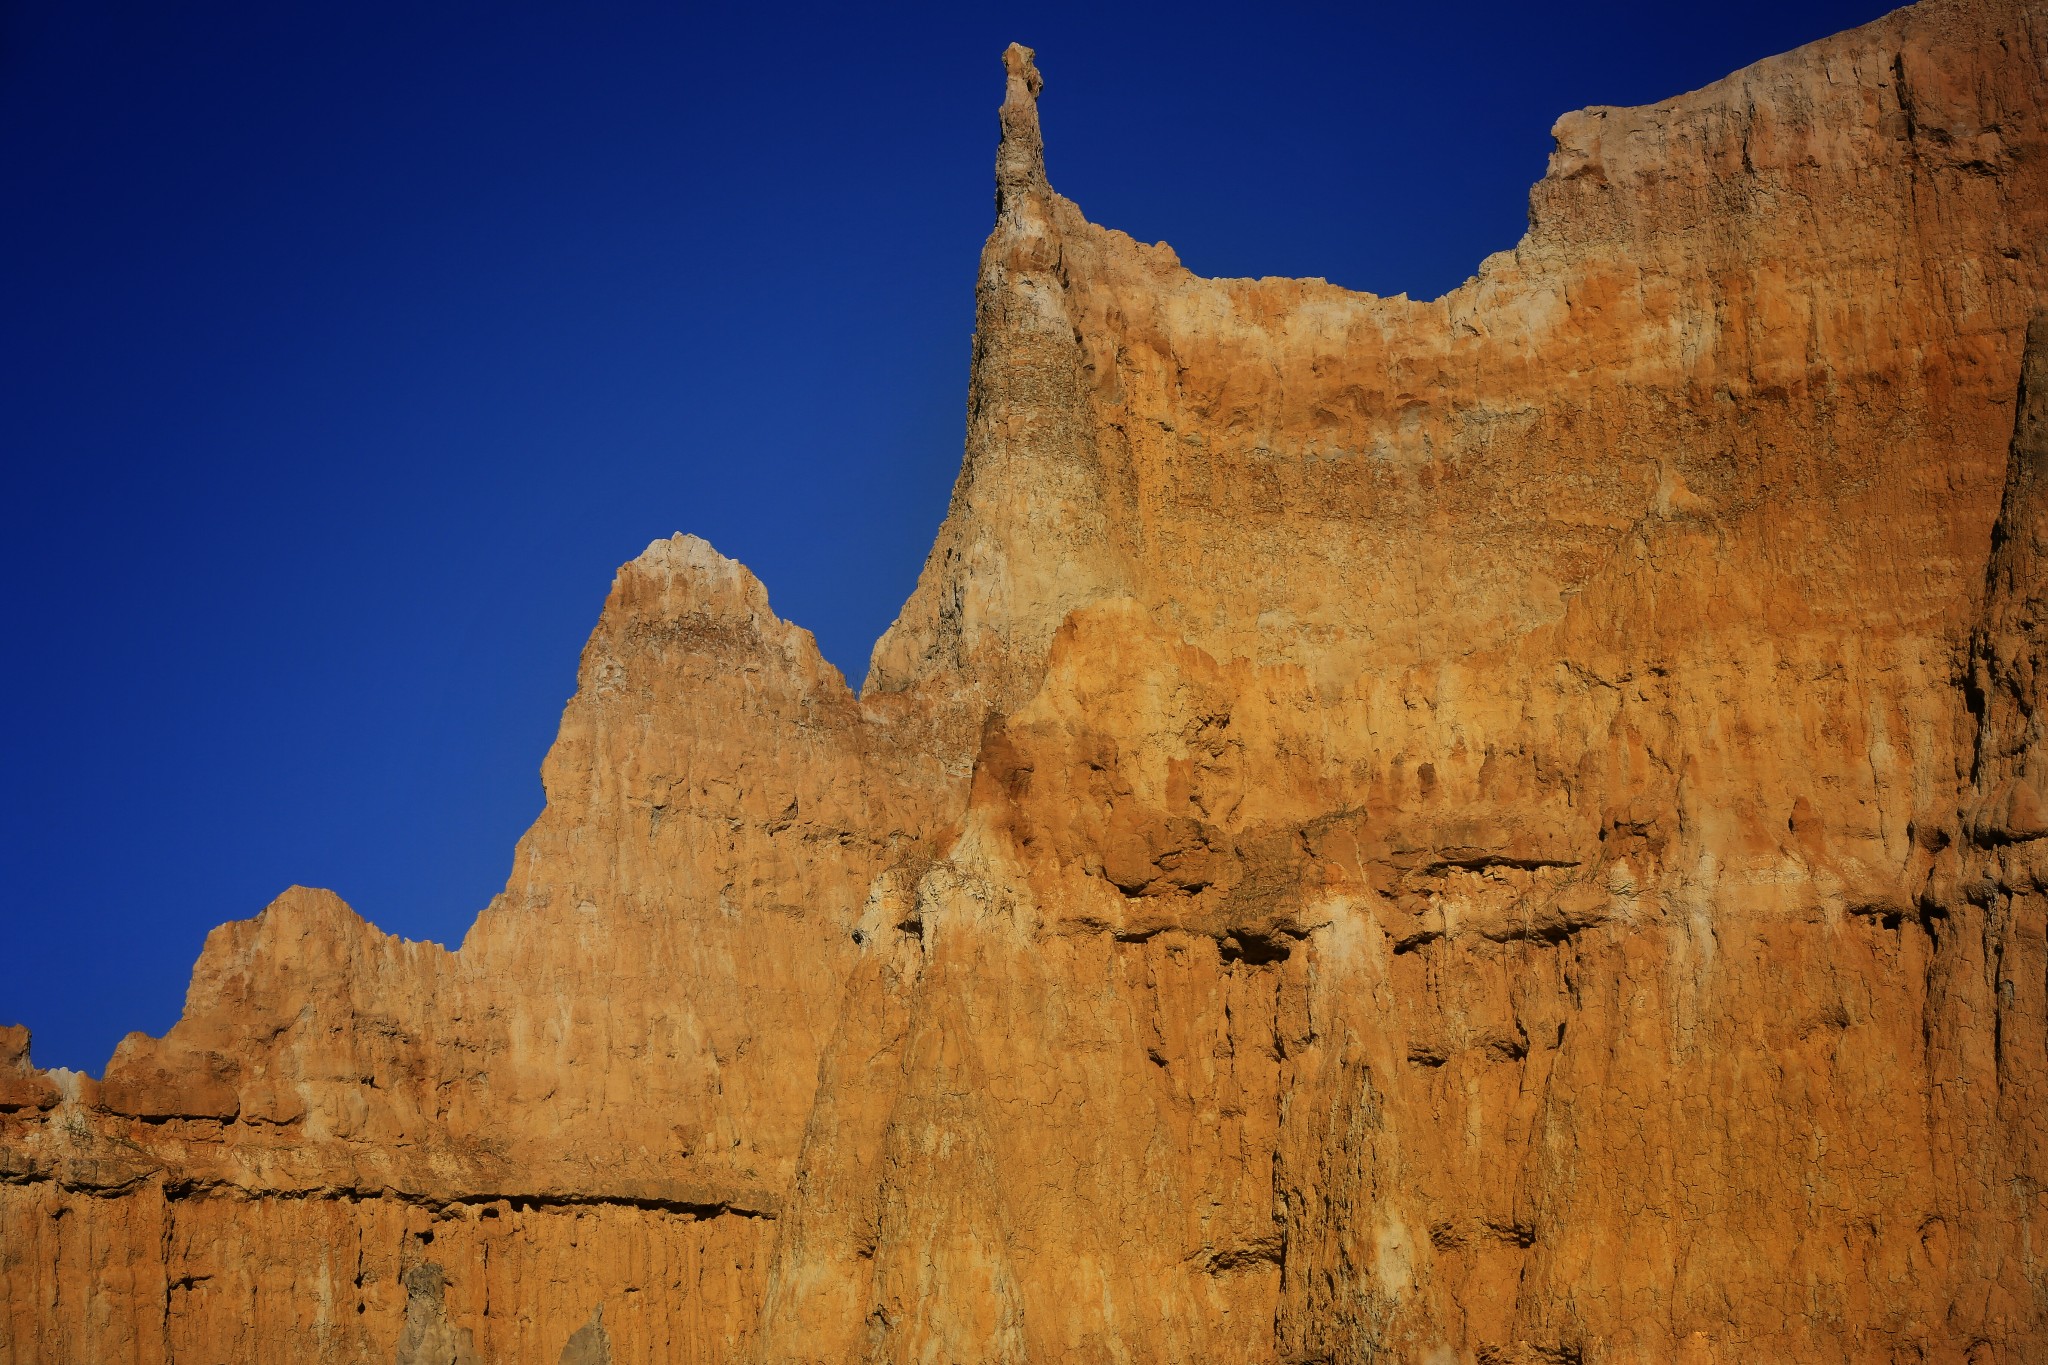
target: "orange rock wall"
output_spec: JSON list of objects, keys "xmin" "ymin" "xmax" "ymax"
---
[{"xmin": 6, "ymin": 1, "xmax": 2048, "ymax": 1360}]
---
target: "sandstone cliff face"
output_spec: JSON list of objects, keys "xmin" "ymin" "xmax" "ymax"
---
[{"xmin": 6, "ymin": 2, "xmax": 2048, "ymax": 1361}]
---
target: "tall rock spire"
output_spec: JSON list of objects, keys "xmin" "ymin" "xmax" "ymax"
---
[
  {"xmin": 864, "ymin": 42, "xmax": 1133, "ymax": 730},
  {"xmin": 995, "ymin": 42, "xmax": 1047, "ymax": 212}
]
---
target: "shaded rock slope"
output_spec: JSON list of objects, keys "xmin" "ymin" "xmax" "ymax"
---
[{"xmin": 7, "ymin": 1, "xmax": 2048, "ymax": 1359}]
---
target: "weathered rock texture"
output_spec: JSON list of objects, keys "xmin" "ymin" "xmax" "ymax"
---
[{"xmin": 6, "ymin": 2, "xmax": 2048, "ymax": 1360}]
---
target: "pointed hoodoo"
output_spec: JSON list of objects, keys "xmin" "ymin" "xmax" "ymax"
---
[
  {"xmin": 862, "ymin": 39, "xmax": 1132, "ymax": 718},
  {"xmin": 996, "ymin": 42, "xmax": 1048, "ymax": 213}
]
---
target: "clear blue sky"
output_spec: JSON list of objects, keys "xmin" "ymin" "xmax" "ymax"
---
[{"xmin": 2, "ymin": 0, "xmax": 1894, "ymax": 1073}]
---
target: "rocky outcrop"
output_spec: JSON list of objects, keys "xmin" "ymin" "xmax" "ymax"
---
[
  {"xmin": 0, "ymin": 537, "xmax": 929, "ymax": 1362},
  {"xmin": 6, "ymin": 1, "xmax": 2048, "ymax": 1360}
]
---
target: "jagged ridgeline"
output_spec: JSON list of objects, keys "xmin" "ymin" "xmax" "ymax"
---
[{"xmin": 7, "ymin": 2, "xmax": 2048, "ymax": 1361}]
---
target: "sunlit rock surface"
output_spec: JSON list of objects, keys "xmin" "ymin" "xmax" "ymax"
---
[{"xmin": 6, "ymin": 2, "xmax": 2048, "ymax": 1359}]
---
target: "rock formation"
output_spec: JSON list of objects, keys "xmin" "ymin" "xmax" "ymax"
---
[{"xmin": 6, "ymin": 0, "xmax": 2048, "ymax": 1359}]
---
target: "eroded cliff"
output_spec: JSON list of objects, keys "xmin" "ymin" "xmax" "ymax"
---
[{"xmin": 6, "ymin": 1, "xmax": 2048, "ymax": 1360}]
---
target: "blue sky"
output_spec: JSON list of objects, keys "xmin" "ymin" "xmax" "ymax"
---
[{"xmin": 2, "ymin": 0, "xmax": 1894, "ymax": 1072}]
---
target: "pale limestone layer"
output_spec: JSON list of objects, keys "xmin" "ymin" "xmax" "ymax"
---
[{"xmin": 6, "ymin": 3, "xmax": 2048, "ymax": 1361}]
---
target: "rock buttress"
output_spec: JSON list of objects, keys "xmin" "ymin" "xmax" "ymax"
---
[{"xmin": 1, "ymin": 536, "xmax": 951, "ymax": 1362}]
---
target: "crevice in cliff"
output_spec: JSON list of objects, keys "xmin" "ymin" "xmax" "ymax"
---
[
  {"xmin": 1418, "ymin": 853, "xmax": 1580, "ymax": 877},
  {"xmin": 1428, "ymin": 1217, "xmax": 1536, "ymax": 1250},
  {"xmin": 1393, "ymin": 927, "xmax": 1443, "ymax": 955},
  {"xmin": 2, "ymin": 1167, "xmax": 157, "ymax": 1198},
  {"xmin": 1218, "ymin": 928, "xmax": 1295, "ymax": 966},
  {"xmin": 432, "ymin": 1188, "xmax": 775, "ymax": 1221},
  {"xmin": 158, "ymin": 1195, "xmax": 175, "ymax": 1363},
  {"xmin": 7, "ymin": 1169, "xmax": 775, "ymax": 1221},
  {"xmin": 1391, "ymin": 908, "xmax": 1602, "ymax": 955},
  {"xmin": 1480, "ymin": 914, "xmax": 1601, "ymax": 949},
  {"xmin": 1091, "ymin": 921, "xmax": 1312, "ymax": 968},
  {"xmin": 1198, "ymin": 1235, "xmax": 1283, "ymax": 1274}
]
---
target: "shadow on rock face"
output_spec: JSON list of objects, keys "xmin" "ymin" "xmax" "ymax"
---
[
  {"xmin": 394, "ymin": 1263, "xmax": 478, "ymax": 1365},
  {"xmin": 392, "ymin": 1262, "xmax": 610, "ymax": 1365},
  {"xmin": 557, "ymin": 1304, "xmax": 612, "ymax": 1365}
]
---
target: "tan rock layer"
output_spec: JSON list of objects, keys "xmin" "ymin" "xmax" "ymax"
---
[{"xmin": 6, "ymin": 1, "xmax": 2048, "ymax": 1360}]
